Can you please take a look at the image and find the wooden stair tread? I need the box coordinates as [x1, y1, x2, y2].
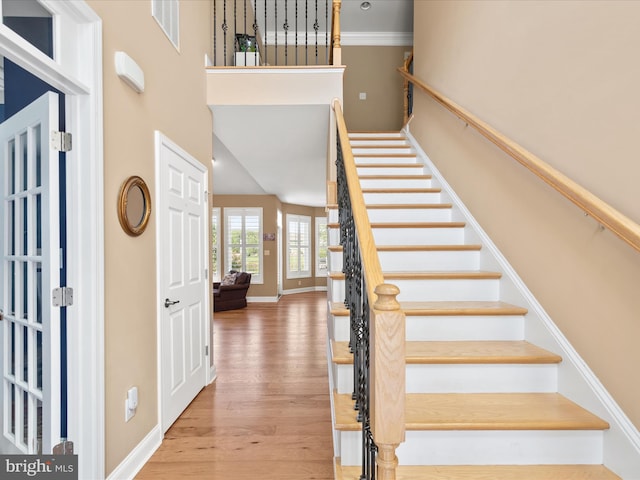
[336, 461, 621, 480]
[362, 187, 441, 193]
[330, 301, 528, 316]
[366, 203, 451, 209]
[334, 392, 610, 431]
[356, 163, 423, 168]
[371, 221, 465, 228]
[359, 174, 432, 179]
[332, 340, 561, 365]
[354, 153, 417, 158]
[349, 136, 407, 141]
[329, 244, 481, 252]
[351, 145, 412, 149]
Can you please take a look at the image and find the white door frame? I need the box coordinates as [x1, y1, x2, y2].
[0, 2, 104, 478]
[154, 131, 212, 434]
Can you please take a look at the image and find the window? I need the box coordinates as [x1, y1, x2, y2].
[224, 208, 263, 283]
[315, 217, 328, 277]
[211, 208, 220, 282]
[287, 214, 311, 278]
[152, 0, 179, 49]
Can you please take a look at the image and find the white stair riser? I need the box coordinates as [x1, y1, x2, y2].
[360, 178, 432, 189]
[350, 140, 410, 147]
[349, 133, 405, 139]
[329, 249, 479, 272]
[357, 166, 425, 175]
[373, 227, 465, 245]
[379, 250, 480, 271]
[328, 208, 338, 223]
[392, 278, 500, 302]
[339, 430, 604, 466]
[352, 147, 414, 155]
[334, 363, 558, 394]
[367, 208, 452, 223]
[331, 315, 525, 343]
[364, 192, 442, 204]
[329, 278, 499, 304]
[355, 157, 418, 165]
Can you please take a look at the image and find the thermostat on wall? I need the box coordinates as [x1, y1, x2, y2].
[115, 51, 145, 93]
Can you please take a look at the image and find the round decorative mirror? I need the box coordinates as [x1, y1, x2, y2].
[118, 176, 152, 236]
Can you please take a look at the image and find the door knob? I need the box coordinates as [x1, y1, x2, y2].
[164, 298, 180, 308]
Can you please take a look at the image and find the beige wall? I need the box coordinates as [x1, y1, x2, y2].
[342, 45, 412, 131]
[212, 196, 328, 297]
[86, 1, 213, 475]
[213, 195, 281, 298]
[412, 1, 640, 429]
[281, 204, 329, 292]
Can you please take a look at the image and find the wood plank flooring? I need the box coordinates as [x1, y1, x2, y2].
[135, 292, 334, 479]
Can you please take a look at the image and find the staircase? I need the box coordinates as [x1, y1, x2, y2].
[326, 131, 626, 479]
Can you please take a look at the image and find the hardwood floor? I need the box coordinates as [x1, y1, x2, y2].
[136, 292, 335, 479]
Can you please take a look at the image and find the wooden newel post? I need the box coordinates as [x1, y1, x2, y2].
[331, 0, 342, 65]
[371, 283, 405, 480]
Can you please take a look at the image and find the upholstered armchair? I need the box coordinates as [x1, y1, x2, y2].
[213, 271, 252, 312]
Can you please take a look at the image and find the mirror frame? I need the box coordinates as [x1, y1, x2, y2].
[117, 175, 152, 237]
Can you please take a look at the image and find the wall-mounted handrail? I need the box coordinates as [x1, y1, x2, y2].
[398, 67, 640, 254]
[402, 51, 413, 125]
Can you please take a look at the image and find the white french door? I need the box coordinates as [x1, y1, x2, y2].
[156, 132, 209, 432]
[0, 92, 60, 454]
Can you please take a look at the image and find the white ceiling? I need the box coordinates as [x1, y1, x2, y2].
[211, 0, 413, 207]
[212, 105, 330, 207]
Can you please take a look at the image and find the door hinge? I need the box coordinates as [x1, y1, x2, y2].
[53, 440, 74, 455]
[205, 345, 209, 356]
[52, 287, 74, 307]
[51, 131, 72, 152]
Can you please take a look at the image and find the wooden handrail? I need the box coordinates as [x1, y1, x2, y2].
[333, 99, 406, 479]
[402, 51, 413, 125]
[398, 67, 640, 254]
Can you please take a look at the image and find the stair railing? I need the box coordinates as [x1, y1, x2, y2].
[213, 0, 342, 66]
[334, 99, 406, 480]
[398, 66, 640, 254]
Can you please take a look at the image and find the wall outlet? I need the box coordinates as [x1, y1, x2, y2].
[125, 386, 138, 422]
[359, 92, 367, 100]
[298, 280, 302, 286]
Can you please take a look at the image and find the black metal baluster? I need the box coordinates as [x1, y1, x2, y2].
[314, 0, 319, 65]
[264, 0, 268, 65]
[213, 0, 217, 65]
[274, 0, 278, 64]
[336, 128, 378, 480]
[243, 0, 247, 65]
[253, 0, 259, 64]
[305, 0, 308, 65]
[325, 0, 328, 64]
[223, 0, 228, 65]
[234, 0, 237, 65]
[284, 0, 289, 65]
[295, 0, 298, 65]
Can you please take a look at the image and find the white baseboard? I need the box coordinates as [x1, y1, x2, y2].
[282, 286, 327, 296]
[246, 295, 279, 303]
[208, 365, 217, 385]
[107, 424, 162, 480]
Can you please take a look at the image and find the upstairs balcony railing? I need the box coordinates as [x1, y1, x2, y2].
[212, 0, 342, 67]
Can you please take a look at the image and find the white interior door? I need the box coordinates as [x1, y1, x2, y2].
[156, 132, 209, 432]
[0, 92, 60, 454]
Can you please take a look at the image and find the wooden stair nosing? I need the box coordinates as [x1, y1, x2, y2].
[371, 221, 466, 229]
[351, 145, 412, 150]
[356, 163, 423, 168]
[330, 301, 528, 317]
[348, 136, 408, 142]
[335, 460, 622, 480]
[331, 340, 562, 365]
[354, 153, 417, 158]
[328, 245, 481, 253]
[362, 187, 441, 193]
[334, 392, 610, 431]
[366, 203, 453, 209]
[358, 174, 432, 179]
